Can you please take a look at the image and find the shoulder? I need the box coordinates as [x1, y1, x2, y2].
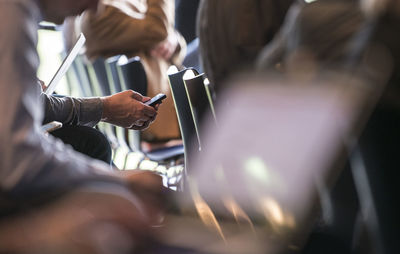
[0, 0, 40, 42]
[0, 0, 40, 75]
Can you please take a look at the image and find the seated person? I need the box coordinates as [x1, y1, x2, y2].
[197, 0, 294, 93]
[77, 0, 187, 143]
[256, 0, 400, 252]
[0, 0, 166, 251]
[38, 80, 158, 165]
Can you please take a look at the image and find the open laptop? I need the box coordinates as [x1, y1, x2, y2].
[44, 33, 86, 95]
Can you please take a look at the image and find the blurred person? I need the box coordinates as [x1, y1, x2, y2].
[77, 0, 187, 144]
[356, 1, 400, 253]
[197, 0, 295, 93]
[254, 2, 367, 253]
[257, 0, 400, 253]
[256, 0, 365, 76]
[0, 0, 166, 252]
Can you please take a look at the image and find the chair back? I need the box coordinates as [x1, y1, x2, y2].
[168, 68, 199, 173]
[105, 55, 123, 93]
[183, 71, 217, 151]
[86, 61, 105, 97]
[117, 56, 147, 96]
[116, 56, 147, 151]
[92, 58, 112, 96]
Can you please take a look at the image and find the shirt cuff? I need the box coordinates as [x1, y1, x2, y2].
[79, 97, 104, 127]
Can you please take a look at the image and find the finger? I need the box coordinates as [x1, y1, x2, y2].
[133, 120, 150, 130]
[142, 96, 152, 103]
[141, 121, 151, 130]
[141, 115, 151, 122]
[150, 49, 158, 58]
[158, 45, 169, 59]
[143, 105, 157, 117]
[154, 43, 169, 59]
[130, 125, 142, 130]
[161, 46, 173, 60]
[151, 48, 162, 58]
[130, 121, 144, 130]
[130, 121, 149, 130]
[136, 121, 145, 127]
[37, 79, 47, 90]
[136, 114, 150, 124]
[147, 112, 157, 122]
[151, 43, 164, 57]
[129, 90, 143, 101]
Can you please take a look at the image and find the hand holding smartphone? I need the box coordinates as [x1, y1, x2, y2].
[144, 93, 166, 107]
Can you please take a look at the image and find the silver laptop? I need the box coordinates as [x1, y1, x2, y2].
[44, 33, 86, 95]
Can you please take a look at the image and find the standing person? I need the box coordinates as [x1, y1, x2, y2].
[78, 0, 187, 143]
[197, 0, 294, 93]
[0, 0, 164, 251]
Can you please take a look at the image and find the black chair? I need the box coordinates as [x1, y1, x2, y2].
[117, 56, 147, 96]
[91, 57, 112, 96]
[105, 55, 123, 94]
[82, 56, 130, 168]
[97, 55, 138, 169]
[115, 56, 184, 167]
[86, 58, 106, 97]
[104, 55, 135, 166]
[168, 68, 200, 175]
[183, 71, 217, 151]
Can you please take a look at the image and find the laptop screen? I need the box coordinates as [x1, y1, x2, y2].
[44, 33, 86, 95]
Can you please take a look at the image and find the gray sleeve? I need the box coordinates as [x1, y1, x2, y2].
[42, 93, 103, 127]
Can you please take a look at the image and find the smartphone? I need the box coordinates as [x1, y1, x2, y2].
[41, 121, 63, 133]
[144, 93, 167, 107]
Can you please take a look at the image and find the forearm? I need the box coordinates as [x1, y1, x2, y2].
[42, 93, 103, 127]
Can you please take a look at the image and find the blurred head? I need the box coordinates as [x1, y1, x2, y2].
[36, 0, 99, 24]
[361, 0, 400, 17]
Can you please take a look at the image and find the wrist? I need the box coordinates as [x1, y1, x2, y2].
[100, 96, 111, 121]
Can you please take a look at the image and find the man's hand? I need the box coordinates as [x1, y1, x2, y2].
[150, 32, 179, 61]
[0, 188, 153, 253]
[119, 170, 167, 226]
[38, 79, 47, 91]
[101, 90, 158, 130]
